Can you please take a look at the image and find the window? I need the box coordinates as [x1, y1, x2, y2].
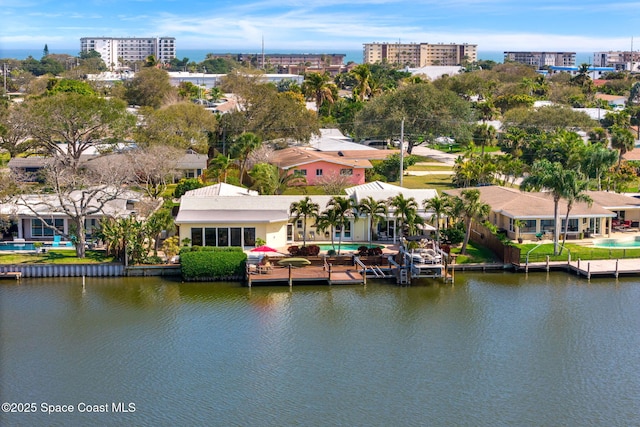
[31, 219, 63, 237]
[296, 220, 303, 229]
[294, 169, 307, 176]
[231, 228, 242, 247]
[191, 228, 203, 246]
[541, 219, 554, 232]
[217, 228, 229, 246]
[244, 228, 256, 246]
[316, 169, 323, 176]
[204, 228, 216, 246]
[340, 169, 353, 176]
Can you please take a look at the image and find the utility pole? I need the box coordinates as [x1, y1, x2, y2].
[399, 118, 405, 187]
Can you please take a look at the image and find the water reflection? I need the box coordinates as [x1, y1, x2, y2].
[1, 274, 639, 426]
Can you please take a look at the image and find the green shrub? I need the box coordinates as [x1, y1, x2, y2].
[180, 250, 247, 280]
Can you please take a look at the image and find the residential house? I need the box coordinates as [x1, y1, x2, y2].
[176, 150, 208, 180]
[271, 147, 373, 186]
[174, 181, 440, 249]
[443, 186, 640, 241]
[594, 93, 627, 109]
[0, 189, 142, 242]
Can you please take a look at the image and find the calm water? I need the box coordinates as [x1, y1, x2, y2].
[1, 273, 639, 426]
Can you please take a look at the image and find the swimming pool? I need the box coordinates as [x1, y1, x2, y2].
[593, 236, 640, 248]
[0, 242, 36, 251]
[317, 243, 383, 252]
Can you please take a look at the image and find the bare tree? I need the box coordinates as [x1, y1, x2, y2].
[316, 172, 352, 195]
[122, 145, 183, 199]
[16, 156, 137, 258]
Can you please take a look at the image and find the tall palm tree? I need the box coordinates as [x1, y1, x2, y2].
[289, 196, 319, 247]
[389, 193, 421, 240]
[326, 196, 353, 254]
[229, 132, 261, 185]
[423, 195, 448, 245]
[357, 196, 388, 244]
[457, 189, 490, 255]
[315, 207, 340, 251]
[472, 123, 497, 156]
[610, 126, 635, 169]
[521, 159, 574, 256]
[206, 153, 233, 183]
[559, 173, 592, 255]
[350, 64, 372, 101]
[302, 72, 336, 112]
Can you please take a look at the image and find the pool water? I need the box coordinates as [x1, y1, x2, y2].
[593, 236, 640, 248]
[0, 242, 36, 251]
[317, 243, 383, 252]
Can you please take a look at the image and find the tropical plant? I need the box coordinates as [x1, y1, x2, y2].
[302, 71, 336, 113]
[521, 159, 574, 255]
[289, 196, 319, 247]
[389, 194, 422, 239]
[456, 189, 491, 255]
[559, 173, 592, 254]
[325, 196, 353, 255]
[357, 196, 388, 243]
[229, 132, 261, 185]
[423, 195, 448, 245]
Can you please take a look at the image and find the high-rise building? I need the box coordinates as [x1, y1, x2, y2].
[593, 51, 640, 71]
[503, 52, 575, 68]
[363, 42, 477, 66]
[80, 37, 176, 68]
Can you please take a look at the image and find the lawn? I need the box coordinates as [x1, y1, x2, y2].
[0, 249, 116, 264]
[407, 164, 453, 172]
[391, 174, 456, 192]
[450, 242, 499, 264]
[517, 242, 640, 263]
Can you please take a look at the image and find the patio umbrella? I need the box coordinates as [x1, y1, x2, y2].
[250, 245, 279, 253]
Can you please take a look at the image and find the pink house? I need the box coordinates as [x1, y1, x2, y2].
[271, 147, 373, 186]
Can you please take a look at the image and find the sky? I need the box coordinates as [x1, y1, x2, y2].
[1, 0, 639, 54]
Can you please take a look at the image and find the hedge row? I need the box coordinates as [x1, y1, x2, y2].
[180, 250, 247, 280]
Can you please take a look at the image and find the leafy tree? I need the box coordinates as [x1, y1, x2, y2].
[373, 153, 420, 182]
[472, 123, 497, 155]
[353, 83, 474, 153]
[23, 92, 134, 170]
[45, 78, 96, 96]
[174, 178, 204, 198]
[124, 67, 175, 108]
[0, 103, 34, 158]
[135, 102, 217, 152]
[289, 196, 319, 247]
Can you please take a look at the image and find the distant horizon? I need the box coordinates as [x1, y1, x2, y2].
[0, 46, 598, 65]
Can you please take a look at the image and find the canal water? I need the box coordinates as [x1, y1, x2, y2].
[1, 273, 639, 426]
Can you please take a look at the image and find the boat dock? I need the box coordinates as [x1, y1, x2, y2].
[517, 257, 640, 279]
[0, 271, 22, 281]
[247, 251, 452, 287]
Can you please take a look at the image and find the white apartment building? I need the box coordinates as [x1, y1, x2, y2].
[80, 37, 176, 68]
[593, 51, 640, 72]
[503, 52, 576, 68]
[363, 42, 477, 66]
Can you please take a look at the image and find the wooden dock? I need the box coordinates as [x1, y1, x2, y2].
[0, 271, 22, 281]
[247, 264, 366, 287]
[517, 257, 640, 279]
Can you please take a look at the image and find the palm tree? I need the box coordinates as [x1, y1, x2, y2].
[350, 64, 372, 101]
[206, 153, 233, 183]
[229, 132, 261, 185]
[326, 196, 353, 254]
[302, 72, 336, 112]
[357, 196, 388, 243]
[423, 195, 448, 245]
[145, 208, 174, 256]
[472, 123, 497, 156]
[559, 173, 592, 255]
[315, 207, 341, 251]
[289, 196, 319, 247]
[457, 189, 491, 255]
[389, 194, 421, 240]
[521, 159, 574, 256]
[610, 126, 635, 169]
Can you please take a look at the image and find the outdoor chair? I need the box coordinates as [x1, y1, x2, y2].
[535, 232, 544, 241]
